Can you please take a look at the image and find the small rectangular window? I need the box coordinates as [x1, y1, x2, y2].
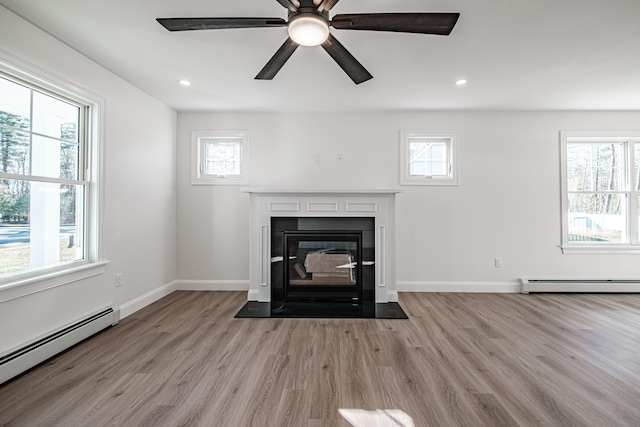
[202, 138, 242, 177]
[408, 139, 449, 177]
[401, 131, 458, 185]
[191, 130, 249, 185]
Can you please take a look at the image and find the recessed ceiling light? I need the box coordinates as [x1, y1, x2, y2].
[455, 79, 467, 86]
[179, 80, 191, 86]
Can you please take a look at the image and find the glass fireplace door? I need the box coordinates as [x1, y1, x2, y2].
[282, 231, 363, 302]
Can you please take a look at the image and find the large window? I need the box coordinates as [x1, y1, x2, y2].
[400, 131, 459, 185]
[191, 130, 249, 185]
[561, 132, 640, 253]
[0, 60, 102, 287]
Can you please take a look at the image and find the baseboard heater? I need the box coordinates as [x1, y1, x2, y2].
[0, 307, 119, 385]
[520, 278, 640, 294]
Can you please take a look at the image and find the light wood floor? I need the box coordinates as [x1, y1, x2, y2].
[1, 291, 640, 427]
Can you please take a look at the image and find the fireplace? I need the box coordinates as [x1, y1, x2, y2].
[283, 231, 362, 301]
[242, 189, 401, 303]
[272, 217, 375, 304]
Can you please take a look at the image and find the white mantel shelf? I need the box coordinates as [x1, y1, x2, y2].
[241, 188, 402, 195]
[244, 189, 399, 303]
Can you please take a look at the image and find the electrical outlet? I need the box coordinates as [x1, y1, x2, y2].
[336, 153, 344, 163]
[494, 257, 503, 268]
[313, 153, 321, 164]
[115, 273, 123, 287]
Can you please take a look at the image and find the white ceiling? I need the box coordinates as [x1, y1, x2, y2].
[2, 0, 640, 112]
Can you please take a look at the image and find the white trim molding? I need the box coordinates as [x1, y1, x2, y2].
[117, 280, 249, 320]
[397, 281, 520, 293]
[0, 261, 108, 304]
[176, 280, 250, 291]
[118, 280, 178, 319]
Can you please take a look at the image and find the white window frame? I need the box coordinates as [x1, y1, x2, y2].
[560, 131, 640, 254]
[400, 131, 459, 186]
[191, 130, 249, 186]
[0, 52, 107, 302]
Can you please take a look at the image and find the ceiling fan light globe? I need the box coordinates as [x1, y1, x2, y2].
[288, 15, 330, 46]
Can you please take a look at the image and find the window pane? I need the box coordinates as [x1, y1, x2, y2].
[636, 143, 640, 241]
[0, 76, 30, 130]
[0, 179, 84, 278]
[60, 184, 84, 263]
[567, 142, 625, 191]
[635, 142, 640, 191]
[0, 127, 30, 176]
[31, 135, 78, 180]
[204, 140, 241, 176]
[568, 193, 626, 242]
[61, 142, 79, 180]
[32, 91, 79, 142]
[409, 141, 448, 177]
[0, 179, 31, 275]
[0, 178, 30, 223]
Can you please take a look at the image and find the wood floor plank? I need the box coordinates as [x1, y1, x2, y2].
[2, 291, 640, 426]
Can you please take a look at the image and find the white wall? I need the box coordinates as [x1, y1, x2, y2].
[177, 111, 640, 289]
[0, 7, 177, 354]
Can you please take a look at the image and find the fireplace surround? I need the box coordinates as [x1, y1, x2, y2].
[242, 189, 401, 304]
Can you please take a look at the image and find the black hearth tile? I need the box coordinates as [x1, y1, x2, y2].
[234, 301, 272, 318]
[234, 301, 408, 319]
[271, 301, 375, 318]
[375, 302, 409, 319]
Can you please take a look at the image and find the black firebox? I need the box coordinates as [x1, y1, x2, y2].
[282, 231, 363, 302]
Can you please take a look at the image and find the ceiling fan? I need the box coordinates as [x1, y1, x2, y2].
[157, 0, 460, 85]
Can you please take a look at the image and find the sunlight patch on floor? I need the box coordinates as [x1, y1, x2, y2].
[339, 408, 415, 427]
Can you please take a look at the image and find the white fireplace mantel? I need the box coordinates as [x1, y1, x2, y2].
[242, 188, 401, 303]
[241, 188, 402, 195]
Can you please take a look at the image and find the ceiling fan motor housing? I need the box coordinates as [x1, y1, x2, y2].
[287, 10, 330, 46]
[288, 8, 330, 24]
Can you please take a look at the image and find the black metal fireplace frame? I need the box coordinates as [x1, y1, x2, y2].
[282, 230, 363, 302]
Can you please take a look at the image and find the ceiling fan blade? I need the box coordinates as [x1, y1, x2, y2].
[330, 13, 460, 35]
[276, 0, 299, 13]
[255, 38, 300, 80]
[321, 33, 372, 85]
[317, 0, 340, 13]
[157, 17, 286, 31]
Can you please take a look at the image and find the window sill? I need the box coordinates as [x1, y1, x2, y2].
[561, 245, 640, 255]
[0, 261, 109, 303]
[191, 177, 249, 186]
[400, 178, 459, 186]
